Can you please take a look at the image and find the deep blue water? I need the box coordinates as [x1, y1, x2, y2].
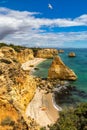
[34, 48, 87, 106]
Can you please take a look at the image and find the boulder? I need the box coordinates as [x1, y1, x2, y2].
[48, 56, 77, 80]
[68, 52, 76, 57]
[36, 48, 58, 58]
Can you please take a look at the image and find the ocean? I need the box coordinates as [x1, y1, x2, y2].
[34, 48, 87, 108]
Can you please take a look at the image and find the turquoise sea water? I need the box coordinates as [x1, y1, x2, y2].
[34, 48, 87, 106]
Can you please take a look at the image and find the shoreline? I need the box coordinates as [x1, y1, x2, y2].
[21, 58, 46, 72]
[52, 94, 62, 111]
[22, 58, 59, 127]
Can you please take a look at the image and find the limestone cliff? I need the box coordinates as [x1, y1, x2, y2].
[36, 48, 58, 58]
[0, 46, 34, 63]
[0, 99, 29, 130]
[17, 48, 34, 63]
[0, 57, 39, 129]
[48, 56, 77, 80]
[0, 46, 17, 59]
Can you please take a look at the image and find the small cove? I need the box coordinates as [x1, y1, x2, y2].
[33, 48, 87, 108]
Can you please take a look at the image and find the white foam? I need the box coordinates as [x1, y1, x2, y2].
[52, 94, 62, 111]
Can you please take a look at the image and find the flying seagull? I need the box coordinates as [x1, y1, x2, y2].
[48, 3, 53, 9]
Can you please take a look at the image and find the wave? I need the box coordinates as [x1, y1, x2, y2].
[52, 94, 62, 111]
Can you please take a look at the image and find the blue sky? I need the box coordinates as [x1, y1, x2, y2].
[0, 0, 87, 48]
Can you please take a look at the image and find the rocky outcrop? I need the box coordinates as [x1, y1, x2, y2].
[68, 52, 76, 57]
[36, 49, 58, 58]
[0, 46, 17, 59]
[0, 57, 39, 129]
[58, 49, 64, 53]
[0, 46, 34, 63]
[48, 56, 77, 80]
[0, 99, 29, 130]
[17, 49, 34, 63]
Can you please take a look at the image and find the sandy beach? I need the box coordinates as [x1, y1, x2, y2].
[22, 58, 59, 127]
[21, 58, 46, 72]
[25, 89, 59, 127]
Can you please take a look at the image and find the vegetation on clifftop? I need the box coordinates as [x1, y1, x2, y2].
[0, 43, 26, 52]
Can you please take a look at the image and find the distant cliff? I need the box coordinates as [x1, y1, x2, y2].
[35, 48, 58, 58]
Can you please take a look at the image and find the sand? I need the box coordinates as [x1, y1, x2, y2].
[25, 89, 59, 127]
[22, 58, 59, 127]
[21, 58, 46, 72]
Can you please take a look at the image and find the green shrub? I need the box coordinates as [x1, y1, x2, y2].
[49, 103, 87, 130]
[1, 116, 15, 126]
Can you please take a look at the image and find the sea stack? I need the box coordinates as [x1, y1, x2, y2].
[48, 56, 77, 80]
[58, 49, 64, 53]
[68, 52, 76, 57]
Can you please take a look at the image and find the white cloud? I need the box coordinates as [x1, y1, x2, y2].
[0, 7, 87, 47]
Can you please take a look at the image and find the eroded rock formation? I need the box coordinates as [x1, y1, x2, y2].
[48, 56, 77, 80]
[68, 52, 76, 57]
[0, 46, 17, 59]
[36, 48, 58, 58]
[0, 99, 29, 130]
[0, 46, 34, 63]
[17, 49, 34, 63]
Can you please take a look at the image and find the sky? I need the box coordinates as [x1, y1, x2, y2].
[0, 0, 87, 48]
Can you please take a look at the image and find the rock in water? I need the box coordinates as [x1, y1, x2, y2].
[68, 52, 76, 57]
[58, 49, 64, 53]
[48, 56, 77, 80]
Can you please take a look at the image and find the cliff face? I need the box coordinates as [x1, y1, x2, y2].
[17, 49, 34, 63]
[0, 46, 17, 59]
[36, 48, 58, 58]
[0, 99, 29, 130]
[0, 57, 36, 111]
[48, 56, 77, 80]
[0, 46, 34, 63]
[0, 51, 39, 129]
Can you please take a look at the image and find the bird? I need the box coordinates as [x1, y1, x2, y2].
[48, 3, 53, 9]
